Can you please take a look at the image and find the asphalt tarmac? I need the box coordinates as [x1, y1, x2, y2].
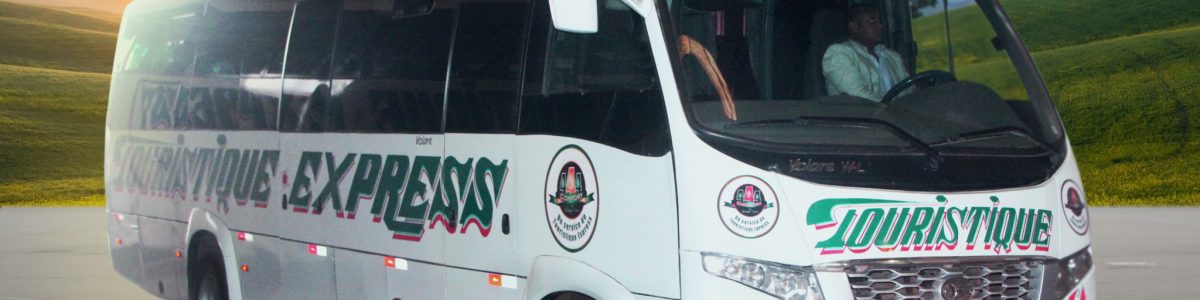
[0, 207, 155, 300]
[0, 207, 1196, 299]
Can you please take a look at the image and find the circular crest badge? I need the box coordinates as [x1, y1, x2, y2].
[717, 176, 780, 238]
[544, 145, 599, 252]
[1061, 180, 1090, 235]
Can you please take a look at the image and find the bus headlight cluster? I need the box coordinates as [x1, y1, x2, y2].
[701, 252, 823, 300]
[1042, 246, 1093, 299]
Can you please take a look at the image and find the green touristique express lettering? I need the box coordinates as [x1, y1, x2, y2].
[111, 136, 277, 211]
[807, 196, 1052, 255]
[286, 151, 508, 241]
[110, 135, 509, 242]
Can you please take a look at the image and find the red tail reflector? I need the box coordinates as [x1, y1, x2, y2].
[308, 244, 327, 256]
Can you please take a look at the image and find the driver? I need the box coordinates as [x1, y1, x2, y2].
[822, 0, 909, 102]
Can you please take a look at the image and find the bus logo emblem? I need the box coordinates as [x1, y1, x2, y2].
[727, 184, 773, 217]
[1061, 180, 1089, 235]
[544, 145, 599, 252]
[717, 176, 780, 238]
[551, 163, 594, 219]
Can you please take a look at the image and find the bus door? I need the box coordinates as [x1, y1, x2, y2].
[321, 0, 457, 298]
[513, 1, 680, 298]
[439, 0, 529, 297]
[275, 0, 364, 299]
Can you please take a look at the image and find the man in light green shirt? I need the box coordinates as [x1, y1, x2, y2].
[822, 2, 909, 102]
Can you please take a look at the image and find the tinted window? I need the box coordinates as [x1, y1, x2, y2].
[169, 1, 292, 131]
[279, 0, 340, 132]
[285, 0, 340, 77]
[194, 1, 293, 76]
[329, 0, 454, 133]
[120, 5, 203, 76]
[114, 1, 288, 131]
[519, 0, 669, 156]
[671, 1, 1066, 191]
[444, 1, 531, 133]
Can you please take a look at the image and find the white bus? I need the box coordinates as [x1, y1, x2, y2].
[106, 0, 1095, 299]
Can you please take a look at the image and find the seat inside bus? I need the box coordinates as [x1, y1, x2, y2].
[803, 9, 848, 99]
[678, 0, 852, 102]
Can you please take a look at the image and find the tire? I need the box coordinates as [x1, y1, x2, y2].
[189, 235, 228, 300]
[547, 291, 595, 300]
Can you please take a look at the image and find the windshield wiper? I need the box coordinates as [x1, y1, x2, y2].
[727, 116, 944, 170]
[930, 127, 1055, 154]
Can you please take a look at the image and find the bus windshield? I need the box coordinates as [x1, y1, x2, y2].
[670, 0, 1066, 191]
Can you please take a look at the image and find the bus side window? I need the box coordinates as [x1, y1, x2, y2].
[444, 1, 532, 133]
[332, 0, 454, 133]
[284, 1, 338, 78]
[121, 14, 199, 77]
[518, 0, 669, 156]
[194, 4, 290, 77]
[279, 0, 340, 132]
[114, 4, 203, 130]
[189, 1, 292, 131]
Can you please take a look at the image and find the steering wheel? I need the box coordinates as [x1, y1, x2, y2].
[881, 70, 957, 104]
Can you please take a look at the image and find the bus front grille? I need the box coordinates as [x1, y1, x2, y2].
[845, 260, 1044, 300]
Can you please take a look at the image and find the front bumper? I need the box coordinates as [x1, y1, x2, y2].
[681, 250, 1098, 300]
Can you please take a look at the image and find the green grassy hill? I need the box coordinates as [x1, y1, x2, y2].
[53, 7, 123, 24]
[0, 1, 118, 73]
[914, 1, 1200, 205]
[0, 1, 119, 32]
[0, 64, 107, 206]
[914, 0, 1200, 73]
[1001, 0, 1200, 52]
[1039, 27, 1200, 205]
[0, 1, 113, 206]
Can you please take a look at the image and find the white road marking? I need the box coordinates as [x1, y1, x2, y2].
[1106, 261, 1156, 268]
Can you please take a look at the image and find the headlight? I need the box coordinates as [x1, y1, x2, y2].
[701, 252, 823, 300]
[1042, 246, 1093, 299]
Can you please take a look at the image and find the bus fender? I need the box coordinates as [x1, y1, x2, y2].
[184, 208, 244, 300]
[523, 255, 636, 300]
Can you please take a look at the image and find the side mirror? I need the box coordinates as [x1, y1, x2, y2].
[548, 0, 598, 33]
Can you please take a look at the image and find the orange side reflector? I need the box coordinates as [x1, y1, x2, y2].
[241, 265, 249, 272]
[384, 256, 408, 270]
[175, 250, 183, 258]
[115, 238, 122, 246]
[488, 274, 502, 286]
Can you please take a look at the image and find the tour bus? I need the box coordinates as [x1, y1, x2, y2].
[105, 0, 1096, 298]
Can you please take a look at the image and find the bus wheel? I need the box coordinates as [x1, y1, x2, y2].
[545, 291, 595, 300]
[188, 234, 228, 300]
